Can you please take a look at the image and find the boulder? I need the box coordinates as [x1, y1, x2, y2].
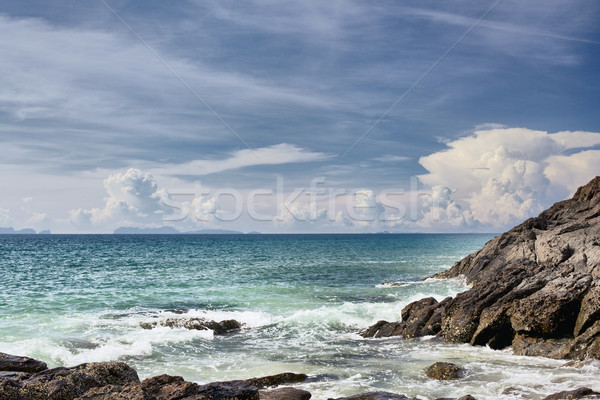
[424, 362, 464, 381]
[0, 352, 48, 373]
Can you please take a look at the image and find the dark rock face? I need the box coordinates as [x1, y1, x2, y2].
[140, 318, 242, 334]
[364, 177, 600, 360]
[0, 352, 48, 373]
[424, 362, 464, 381]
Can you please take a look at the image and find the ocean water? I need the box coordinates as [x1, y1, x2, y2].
[1, 234, 598, 399]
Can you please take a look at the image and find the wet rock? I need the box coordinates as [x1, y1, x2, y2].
[75, 384, 149, 399]
[141, 374, 200, 399]
[329, 391, 414, 400]
[435, 397, 476, 400]
[0, 352, 48, 373]
[241, 372, 308, 389]
[541, 387, 600, 400]
[196, 381, 259, 400]
[260, 387, 311, 400]
[425, 362, 464, 381]
[372, 177, 600, 360]
[0, 361, 140, 400]
[140, 318, 242, 334]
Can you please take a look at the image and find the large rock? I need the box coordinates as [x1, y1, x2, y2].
[366, 177, 600, 360]
[0, 353, 48, 373]
[260, 387, 311, 400]
[0, 361, 140, 400]
[541, 387, 600, 400]
[424, 362, 464, 381]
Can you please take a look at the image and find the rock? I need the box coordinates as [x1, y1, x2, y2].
[196, 381, 259, 400]
[370, 177, 600, 360]
[140, 318, 242, 334]
[241, 373, 308, 389]
[360, 297, 450, 339]
[0, 352, 48, 373]
[541, 387, 600, 400]
[329, 392, 414, 400]
[141, 374, 200, 399]
[434, 397, 476, 400]
[260, 387, 312, 400]
[0, 361, 140, 400]
[424, 362, 464, 380]
[75, 384, 149, 399]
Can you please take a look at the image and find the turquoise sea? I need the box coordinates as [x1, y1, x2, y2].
[1, 234, 598, 399]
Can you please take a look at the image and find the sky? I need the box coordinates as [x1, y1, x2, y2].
[0, 0, 599, 233]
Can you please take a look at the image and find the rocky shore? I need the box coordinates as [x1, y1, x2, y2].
[361, 176, 600, 361]
[2, 352, 598, 400]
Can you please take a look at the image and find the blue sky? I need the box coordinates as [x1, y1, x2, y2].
[0, 0, 599, 233]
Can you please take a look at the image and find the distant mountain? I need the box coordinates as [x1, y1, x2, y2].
[114, 226, 181, 234]
[0, 227, 38, 234]
[113, 227, 244, 234]
[39, 230, 51, 235]
[246, 231, 262, 235]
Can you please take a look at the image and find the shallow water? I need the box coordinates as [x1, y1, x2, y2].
[1, 234, 598, 399]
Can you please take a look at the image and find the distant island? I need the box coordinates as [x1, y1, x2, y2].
[0, 227, 49, 234]
[113, 226, 245, 234]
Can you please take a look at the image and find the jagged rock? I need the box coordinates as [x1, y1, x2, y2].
[141, 374, 200, 399]
[240, 372, 308, 389]
[196, 381, 259, 399]
[328, 392, 414, 400]
[541, 387, 600, 400]
[360, 297, 449, 339]
[75, 384, 149, 399]
[424, 362, 464, 380]
[260, 387, 311, 400]
[367, 177, 600, 360]
[140, 318, 242, 334]
[0, 361, 140, 400]
[0, 352, 48, 373]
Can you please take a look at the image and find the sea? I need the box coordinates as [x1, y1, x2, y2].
[1, 234, 598, 399]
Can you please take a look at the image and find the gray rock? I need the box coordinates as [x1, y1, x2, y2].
[424, 362, 464, 381]
[0, 352, 48, 373]
[260, 387, 311, 400]
[328, 392, 414, 400]
[541, 387, 600, 400]
[367, 177, 600, 360]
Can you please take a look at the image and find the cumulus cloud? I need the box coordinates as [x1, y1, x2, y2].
[69, 169, 169, 229]
[418, 127, 600, 228]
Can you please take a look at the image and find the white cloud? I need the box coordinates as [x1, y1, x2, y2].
[418, 127, 600, 228]
[0, 206, 10, 226]
[154, 143, 332, 177]
[372, 155, 410, 162]
[69, 169, 168, 230]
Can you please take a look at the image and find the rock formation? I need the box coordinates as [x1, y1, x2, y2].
[363, 176, 600, 360]
[139, 318, 242, 334]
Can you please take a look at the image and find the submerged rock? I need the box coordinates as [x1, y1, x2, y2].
[424, 362, 464, 381]
[140, 317, 242, 334]
[363, 177, 600, 360]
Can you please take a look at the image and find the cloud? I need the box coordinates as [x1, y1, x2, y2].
[418, 127, 600, 228]
[69, 169, 168, 229]
[155, 143, 332, 177]
[372, 155, 410, 162]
